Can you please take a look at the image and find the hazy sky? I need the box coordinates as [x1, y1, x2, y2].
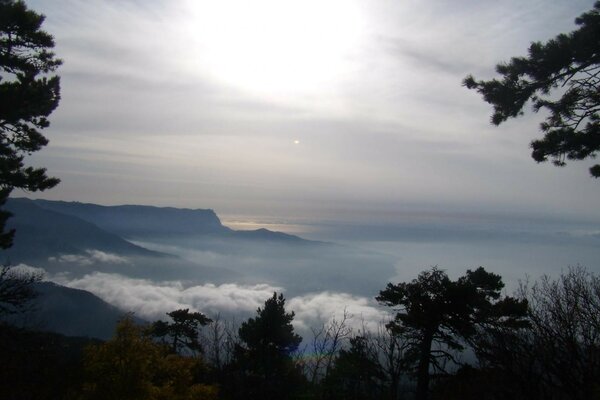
[24, 0, 600, 225]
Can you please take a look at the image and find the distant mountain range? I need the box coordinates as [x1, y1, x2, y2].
[0, 198, 396, 341]
[1, 198, 315, 276]
[29, 199, 312, 243]
[31, 199, 228, 238]
[2, 198, 164, 264]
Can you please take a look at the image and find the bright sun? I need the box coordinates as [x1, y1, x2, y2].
[179, 0, 365, 98]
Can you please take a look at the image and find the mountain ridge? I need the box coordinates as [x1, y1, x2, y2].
[31, 199, 229, 238]
[3, 198, 168, 265]
[3, 281, 145, 340]
[27, 198, 318, 244]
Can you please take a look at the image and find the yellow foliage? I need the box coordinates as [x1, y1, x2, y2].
[81, 316, 218, 400]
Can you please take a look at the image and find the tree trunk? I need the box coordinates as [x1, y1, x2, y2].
[389, 374, 399, 400]
[415, 330, 434, 400]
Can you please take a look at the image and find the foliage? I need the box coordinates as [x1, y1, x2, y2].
[81, 316, 218, 400]
[323, 335, 385, 400]
[464, 2, 600, 178]
[3, 267, 600, 399]
[377, 267, 528, 400]
[226, 292, 305, 400]
[0, 0, 61, 247]
[151, 308, 212, 355]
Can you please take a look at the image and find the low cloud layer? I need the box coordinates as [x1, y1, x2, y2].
[51, 272, 390, 332]
[49, 249, 130, 266]
[53, 272, 283, 320]
[289, 291, 389, 332]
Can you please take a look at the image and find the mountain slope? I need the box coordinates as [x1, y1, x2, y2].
[31, 198, 319, 244]
[32, 199, 229, 238]
[3, 198, 166, 264]
[5, 281, 144, 340]
[3, 198, 242, 282]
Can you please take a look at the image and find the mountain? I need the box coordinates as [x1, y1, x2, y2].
[32, 199, 230, 238]
[3, 198, 166, 264]
[2, 198, 241, 282]
[30, 198, 318, 244]
[4, 281, 143, 340]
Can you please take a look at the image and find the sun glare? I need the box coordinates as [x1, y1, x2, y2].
[179, 0, 365, 98]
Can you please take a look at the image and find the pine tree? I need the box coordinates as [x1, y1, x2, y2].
[377, 267, 528, 400]
[229, 292, 304, 400]
[464, 2, 600, 178]
[0, 0, 61, 248]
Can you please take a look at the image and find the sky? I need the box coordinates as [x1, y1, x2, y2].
[24, 0, 600, 229]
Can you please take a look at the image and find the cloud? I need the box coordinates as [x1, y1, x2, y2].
[51, 272, 392, 332]
[26, 0, 600, 229]
[48, 250, 130, 266]
[53, 272, 282, 320]
[288, 292, 389, 332]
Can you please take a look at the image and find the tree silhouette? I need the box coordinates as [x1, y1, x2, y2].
[323, 335, 385, 400]
[474, 267, 600, 399]
[0, 0, 61, 248]
[377, 267, 528, 400]
[464, 2, 600, 178]
[151, 308, 212, 355]
[229, 292, 304, 400]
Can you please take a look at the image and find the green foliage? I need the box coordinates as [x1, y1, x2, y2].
[0, 0, 61, 248]
[377, 267, 528, 400]
[227, 292, 305, 400]
[464, 2, 600, 178]
[151, 308, 212, 355]
[238, 292, 302, 356]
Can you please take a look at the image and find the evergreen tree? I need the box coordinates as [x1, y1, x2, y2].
[323, 336, 385, 400]
[377, 267, 528, 400]
[464, 2, 600, 178]
[228, 292, 304, 400]
[0, 0, 61, 248]
[151, 308, 212, 355]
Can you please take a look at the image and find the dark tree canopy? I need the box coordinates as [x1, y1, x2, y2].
[229, 292, 304, 400]
[377, 267, 528, 400]
[151, 308, 212, 355]
[464, 2, 600, 178]
[0, 0, 61, 248]
[238, 292, 302, 356]
[324, 335, 385, 400]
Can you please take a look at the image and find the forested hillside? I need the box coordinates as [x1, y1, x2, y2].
[1, 266, 599, 400]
